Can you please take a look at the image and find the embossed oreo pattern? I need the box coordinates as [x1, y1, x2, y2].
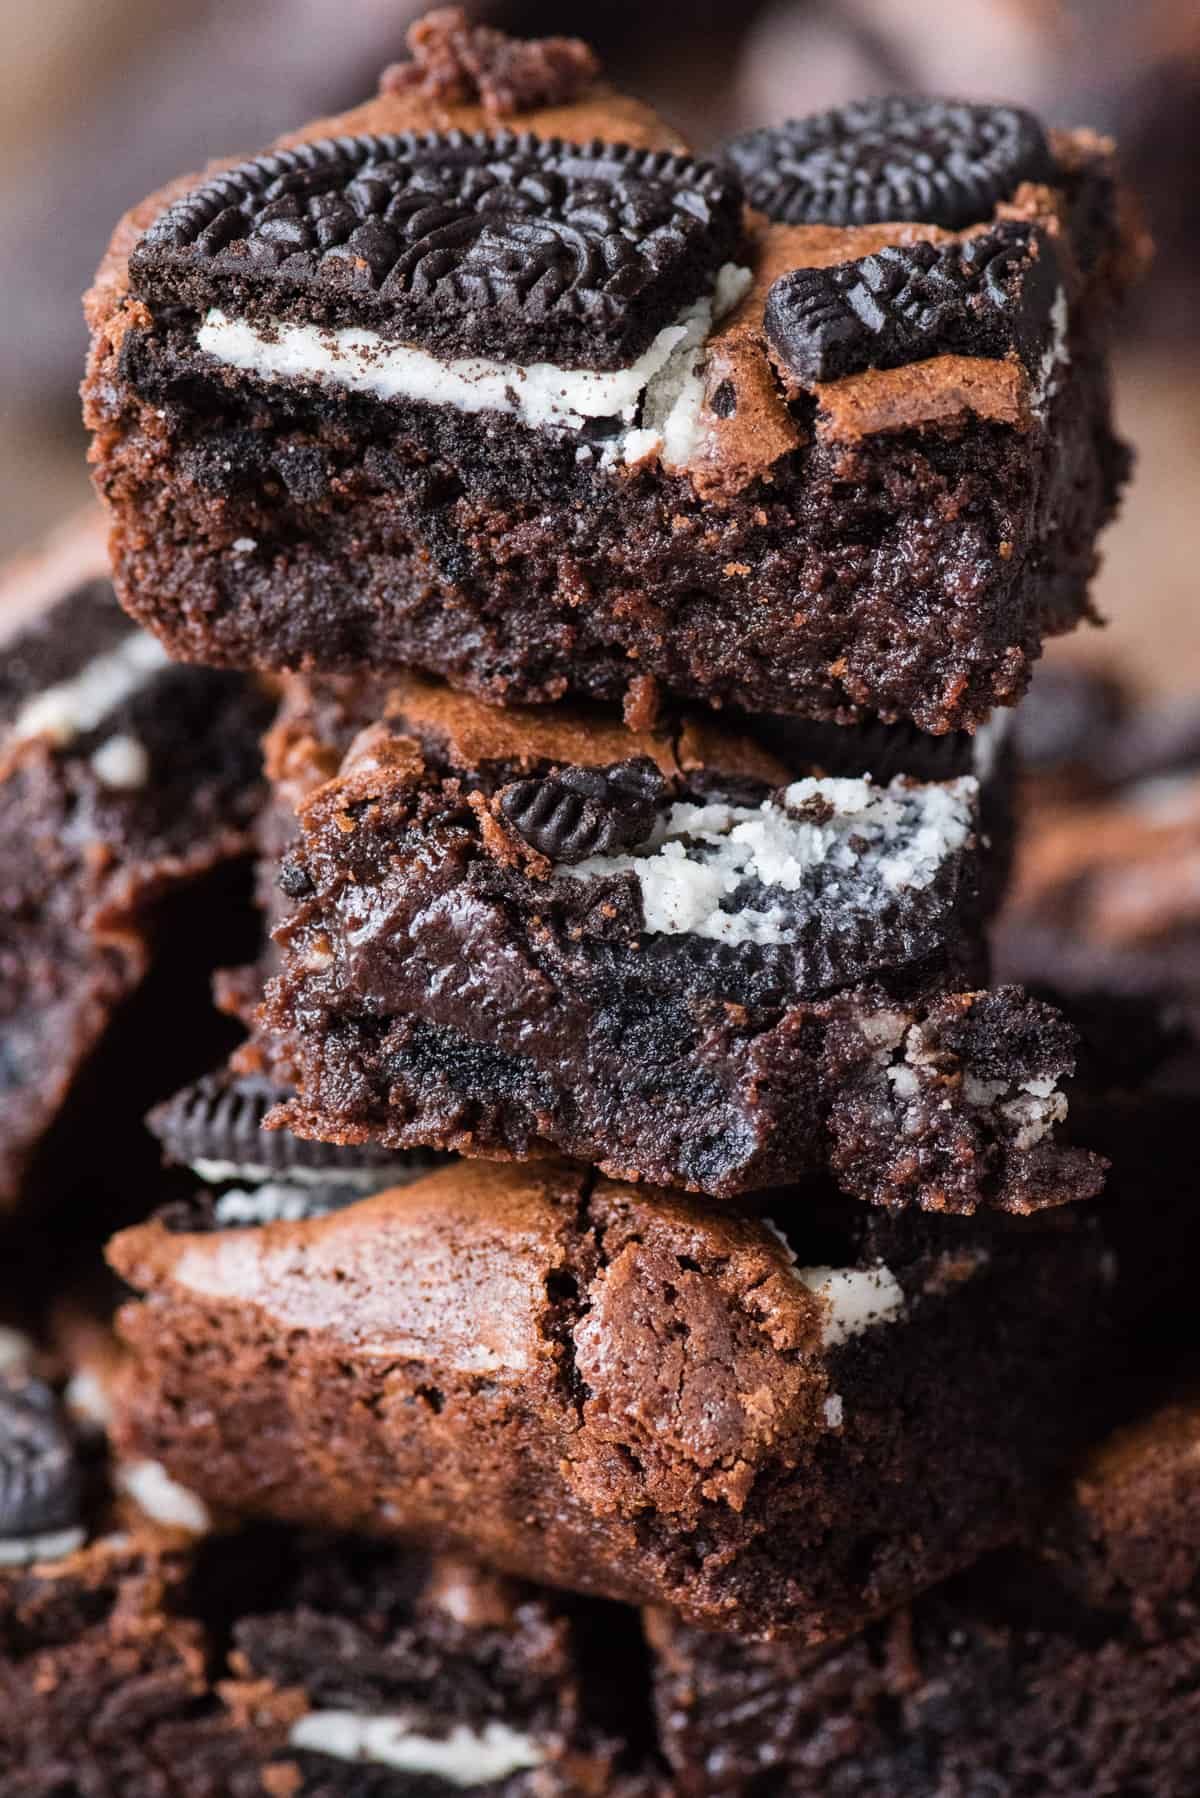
[131, 132, 744, 368]
[725, 97, 1053, 229]
[0, 1374, 81, 1539]
[500, 758, 666, 862]
[764, 223, 1059, 385]
[149, 1074, 407, 1176]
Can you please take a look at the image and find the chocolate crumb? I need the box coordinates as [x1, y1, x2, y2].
[380, 6, 600, 119]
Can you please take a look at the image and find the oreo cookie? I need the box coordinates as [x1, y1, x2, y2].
[763, 223, 1059, 385]
[131, 132, 744, 369]
[0, 1373, 82, 1548]
[149, 1073, 415, 1183]
[499, 758, 665, 863]
[724, 98, 1053, 230]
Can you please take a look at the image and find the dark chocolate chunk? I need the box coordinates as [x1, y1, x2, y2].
[499, 757, 665, 862]
[0, 1373, 81, 1540]
[148, 1073, 408, 1178]
[764, 223, 1059, 383]
[724, 97, 1053, 230]
[131, 132, 744, 370]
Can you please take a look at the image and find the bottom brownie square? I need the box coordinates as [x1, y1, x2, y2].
[109, 1148, 1118, 1644]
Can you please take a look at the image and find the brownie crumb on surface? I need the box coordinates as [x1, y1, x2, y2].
[380, 6, 601, 119]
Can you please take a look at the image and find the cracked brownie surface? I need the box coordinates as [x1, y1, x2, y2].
[109, 1153, 1116, 1642]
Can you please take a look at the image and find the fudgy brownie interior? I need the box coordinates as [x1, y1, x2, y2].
[252, 675, 1100, 1209]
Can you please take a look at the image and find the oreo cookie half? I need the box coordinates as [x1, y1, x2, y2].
[131, 132, 744, 370]
[0, 1373, 83, 1560]
[764, 223, 1059, 385]
[149, 1073, 446, 1229]
[724, 97, 1053, 230]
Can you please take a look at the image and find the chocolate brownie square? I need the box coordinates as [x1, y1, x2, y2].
[997, 682, 1200, 1033]
[1, 1320, 657, 1798]
[647, 1383, 1200, 1796]
[84, 14, 1140, 732]
[0, 513, 271, 1209]
[224, 1543, 656, 1798]
[251, 673, 1099, 1211]
[107, 1152, 1118, 1644]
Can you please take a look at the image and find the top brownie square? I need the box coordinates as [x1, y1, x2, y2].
[85, 12, 1142, 731]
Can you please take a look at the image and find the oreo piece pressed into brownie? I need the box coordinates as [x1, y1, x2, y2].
[225, 1543, 657, 1798]
[107, 1151, 1118, 1644]
[250, 673, 1099, 1211]
[646, 1382, 1200, 1797]
[0, 512, 272, 1212]
[84, 15, 1139, 733]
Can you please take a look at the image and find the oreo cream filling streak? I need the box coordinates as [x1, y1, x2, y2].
[289, 1713, 548, 1785]
[197, 261, 753, 468]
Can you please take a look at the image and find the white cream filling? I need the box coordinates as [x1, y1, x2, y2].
[289, 1713, 547, 1785]
[795, 1264, 906, 1347]
[194, 1158, 420, 1192]
[64, 1367, 113, 1429]
[8, 633, 169, 749]
[557, 774, 976, 946]
[116, 1459, 211, 1534]
[0, 1526, 86, 1567]
[0, 1326, 34, 1374]
[90, 732, 151, 790]
[760, 1223, 906, 1350]
[1033, 286, 1070, 416]
[823, 1394, 845, 1428]
[197, 263, 752, 469]
[886, 1025, 1067, 1149]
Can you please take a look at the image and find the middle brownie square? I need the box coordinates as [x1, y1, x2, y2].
[253, 674, 1100, 1211]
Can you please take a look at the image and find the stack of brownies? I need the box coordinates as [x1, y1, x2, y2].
[5, 9, 1199, 1794]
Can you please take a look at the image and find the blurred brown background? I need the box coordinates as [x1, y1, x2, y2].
[3, 0, 1197, 689]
